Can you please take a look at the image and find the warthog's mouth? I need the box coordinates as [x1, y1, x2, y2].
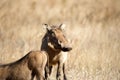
[61, 47, 72, 52]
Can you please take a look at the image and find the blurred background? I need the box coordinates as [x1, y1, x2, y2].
[0, 0, 120, 80]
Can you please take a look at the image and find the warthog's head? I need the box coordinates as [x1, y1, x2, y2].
[44, 24, 72, 52]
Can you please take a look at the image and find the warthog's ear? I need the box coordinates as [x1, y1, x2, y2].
[43, 24, 51, 31]
[59, 24, 66, 30]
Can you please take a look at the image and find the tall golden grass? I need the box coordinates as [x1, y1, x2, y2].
[0, 0, 120, 80]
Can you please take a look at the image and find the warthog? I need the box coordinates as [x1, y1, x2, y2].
[0, 51, 47, 80]
[41, 24, 72, 80]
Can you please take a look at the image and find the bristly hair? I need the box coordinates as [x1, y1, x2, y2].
[51, 25, 59, 29]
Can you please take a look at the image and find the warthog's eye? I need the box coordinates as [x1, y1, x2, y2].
[58, 40, 62, 44]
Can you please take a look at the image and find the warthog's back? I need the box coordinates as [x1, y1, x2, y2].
[0, 51, 47, 80]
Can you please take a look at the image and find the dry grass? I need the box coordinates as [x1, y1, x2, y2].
[0, 0, 120, 80]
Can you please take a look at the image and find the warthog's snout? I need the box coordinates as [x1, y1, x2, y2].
[62, 47, 72, 52]
[61, 43, 72, 52]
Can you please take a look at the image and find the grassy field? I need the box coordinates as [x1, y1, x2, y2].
[0, 0, 120, 80]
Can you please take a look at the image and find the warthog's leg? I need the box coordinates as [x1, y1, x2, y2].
[49, 66, 53, 75]
[63, 63, 67, 80]
[45, 65, 53, 80]
[31, 71, 36, 80]
[45, 65, 50, 80]
[56, 62, 64, 80]
[35, 68, 45, 80]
